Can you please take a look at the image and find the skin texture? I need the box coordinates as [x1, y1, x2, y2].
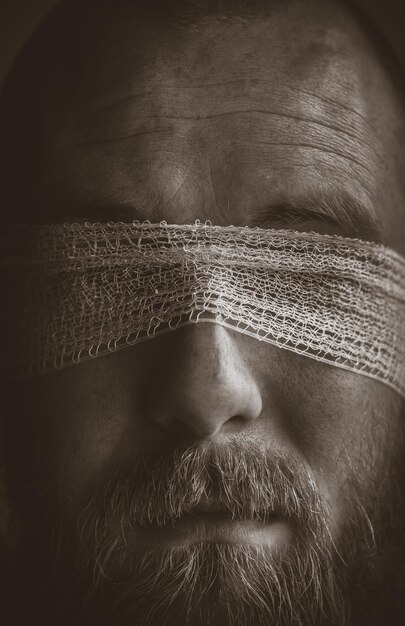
[18, 0, 404, 503]
[2, 1, 405, 624]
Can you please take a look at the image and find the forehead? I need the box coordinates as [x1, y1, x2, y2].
[30, 7, 405, 251]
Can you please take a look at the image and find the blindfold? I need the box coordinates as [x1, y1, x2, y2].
[3, 221, 405, 397]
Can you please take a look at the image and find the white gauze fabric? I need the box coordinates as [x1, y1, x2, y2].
[3, 221, 405, 397]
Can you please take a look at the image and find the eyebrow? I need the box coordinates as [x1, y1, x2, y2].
[250, 191, 384, 242]
[56, 191, 384, 243]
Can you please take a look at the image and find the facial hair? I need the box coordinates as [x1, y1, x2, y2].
[5, 432, 405, 626]
[50, 441, 350, 626]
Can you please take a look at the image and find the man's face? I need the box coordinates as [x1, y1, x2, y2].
[6, 4, 405, 625]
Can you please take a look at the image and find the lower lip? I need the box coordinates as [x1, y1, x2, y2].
[141, 513, 292, 548]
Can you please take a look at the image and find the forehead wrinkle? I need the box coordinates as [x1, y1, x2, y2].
[42, 67, 381, 178]
[45, 102, 379, 185]
[46, 78, 286, 135]
[47, 108, 371, 151]
[288, 86, 378, 136]
[46, 79, 378, 134]
[38, 103, 381, 223]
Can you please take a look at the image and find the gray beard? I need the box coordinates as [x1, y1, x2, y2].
[76, 541, 343, 626]
[3, 432, 405, 626]
[38, 439, 404, 626]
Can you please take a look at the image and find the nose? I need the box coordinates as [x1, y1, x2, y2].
[146, 323, 263, 438]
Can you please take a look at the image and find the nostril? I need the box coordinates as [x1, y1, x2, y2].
[225, 414, 252, 432]
[228, 414, 244, 424]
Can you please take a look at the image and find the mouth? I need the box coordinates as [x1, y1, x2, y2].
[138, 498, 292, 548]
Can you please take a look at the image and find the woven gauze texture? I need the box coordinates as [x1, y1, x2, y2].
[3, 221, 405, 396]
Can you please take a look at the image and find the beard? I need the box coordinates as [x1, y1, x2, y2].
[60, 443, 344, 626]
[4, 430, 405, 626]
[13, 436, 398, 626]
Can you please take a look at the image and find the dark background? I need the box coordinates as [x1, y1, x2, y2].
[0, 0, 404, 86]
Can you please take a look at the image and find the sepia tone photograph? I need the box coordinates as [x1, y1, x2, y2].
[0, 0, 404, 624]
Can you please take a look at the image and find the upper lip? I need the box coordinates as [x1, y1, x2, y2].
[187, 497, 229, 515]
[185, 498, 282, 522]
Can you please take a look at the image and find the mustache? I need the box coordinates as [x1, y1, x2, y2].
[62, 439, 341, 625]
[77, 440, 328, 534]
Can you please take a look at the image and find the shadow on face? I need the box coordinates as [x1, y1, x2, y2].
[1, 1, 405, 625]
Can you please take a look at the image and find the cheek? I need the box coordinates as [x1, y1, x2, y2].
[273, 351, 403, 523]
[24, 353, 150, 513]
[59, 403, 127, 509]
